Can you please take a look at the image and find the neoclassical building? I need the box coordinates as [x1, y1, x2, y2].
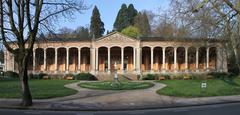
[4, 32, 228, 75]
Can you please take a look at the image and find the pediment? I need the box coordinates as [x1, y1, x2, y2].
[96, 32, 138, 43]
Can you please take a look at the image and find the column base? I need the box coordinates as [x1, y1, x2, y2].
[196, 69, 199, 72]
[65, 71, 69, 74]
[108, 70, 111, 74]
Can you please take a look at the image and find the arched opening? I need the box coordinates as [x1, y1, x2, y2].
[165, 47, 174, 72]
[188, 47, 196, 71]
[110, 46, 121, 72]
[81, 47, 90, 72]
[177, 47, 185, 71]
[57, 48, 66, 72]
[98, 47, 108, 72]
[124, 46, 134, 71]
[209, 47, 217, 71]
[141, 47, 151, 71]
[46, 48, 55, 72]
[35, 48, 44, 71]
[153, 47, 162, 71]
[199, 47, 207, 71]
[69, 47, 78, 72]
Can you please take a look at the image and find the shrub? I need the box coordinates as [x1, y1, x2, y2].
[189, 74, 204, 80]
[142, 74, 156, 80]
[37, 73, 48, 79]
[208, 72, 228, 79]
[28, 73, 34, 79]
[74, 73, 97, 80]
[162, 74, 170, 80]
[5, 71, 19, 78]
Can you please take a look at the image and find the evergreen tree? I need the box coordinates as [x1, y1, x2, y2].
[134, 11, 151, 36]
[113, 4, 129, 31]
[90, 6, 105, 38]
[127, 4, 138, 25]
[114, 4, 138, 31]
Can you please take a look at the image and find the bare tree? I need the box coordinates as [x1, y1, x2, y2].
[171, 0, 240, 74]
[0, 0, 88, 106]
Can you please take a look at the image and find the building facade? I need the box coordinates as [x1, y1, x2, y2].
[4, 32, 228, 75]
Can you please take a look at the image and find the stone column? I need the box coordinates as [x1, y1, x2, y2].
[136, 48, 141, 74]
[90, 48, 96, 73]
[133, 48, 136, 70]
[216, 47, 222, 72]
[162, 47, 166, 72]
[78, 48, 81, 72]
[121, 47, 124, 71]
[206, 47, 209, 71]
[151, 47, 154, 72]
[55, 48, 58, 72]
[196, 47, 199, 72]
[33, 49, 36, 72]
[43, 48, 46, 71]
[96, 48, 99, 71]
[66, 48, 69, 72]
[174, 47, 177, 72]
[185, 47, 188, 72]
[108, 47, 111, 73]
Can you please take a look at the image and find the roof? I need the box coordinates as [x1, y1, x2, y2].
[35, 36, 91, 43]
[140, 36, 223, 42]
[24, 32, 224, 43]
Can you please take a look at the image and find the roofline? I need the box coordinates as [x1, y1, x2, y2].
[95, 31, 140, 41]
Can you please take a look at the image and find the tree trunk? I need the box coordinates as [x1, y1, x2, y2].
[18, 55, 32, 106]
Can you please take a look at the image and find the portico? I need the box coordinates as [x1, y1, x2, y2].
[4, 32, 228, 74]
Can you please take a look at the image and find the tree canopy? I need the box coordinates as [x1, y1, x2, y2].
[121, 26, 141, 38]
[90, 6, 105, 38]
[134, 11, 151, 36]
[114, 4, 138, 31]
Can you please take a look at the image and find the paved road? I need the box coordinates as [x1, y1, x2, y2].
[1, 102, 240, 115]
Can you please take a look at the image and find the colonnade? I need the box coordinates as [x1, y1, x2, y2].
[25, 46, 218, 74]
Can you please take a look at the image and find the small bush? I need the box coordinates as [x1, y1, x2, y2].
[208, 72, 228, 79]
[28, 73, 34, 79]
[189, 74, 204, 80]
[37, 73, 48, 79]
[142, 74, 157, 80]
[5, 71, 19, 78]
[162, 74, 170, 80]
[74, 73, 97, 80]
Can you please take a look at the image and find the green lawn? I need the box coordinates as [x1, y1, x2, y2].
[79, 81, 154, 90]
[156, 79, 240, 97]
[0, 79, 78, 99]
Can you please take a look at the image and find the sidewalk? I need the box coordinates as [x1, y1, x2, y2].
[1, 81, 240, 111]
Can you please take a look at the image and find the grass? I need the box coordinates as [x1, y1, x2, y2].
[156, 79, 240, 97]
[79, 81, 154, 90]
[0, 79, 78, 99]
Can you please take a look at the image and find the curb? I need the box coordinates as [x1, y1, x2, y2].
[1, 100, 240, 111]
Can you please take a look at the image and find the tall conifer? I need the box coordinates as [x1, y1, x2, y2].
[90, 6, 105, 38]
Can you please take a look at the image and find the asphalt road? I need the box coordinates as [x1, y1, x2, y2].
[1, 102, 240, 115]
